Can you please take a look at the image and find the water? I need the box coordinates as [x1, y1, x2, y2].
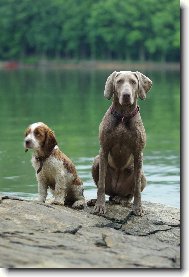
[0, 67, 180, 208]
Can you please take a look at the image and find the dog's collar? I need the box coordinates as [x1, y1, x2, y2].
[110, 105, 140, 126]
[35, 145, 57, 174]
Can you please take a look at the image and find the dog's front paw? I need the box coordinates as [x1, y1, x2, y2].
[72, 200, 85, 210]
[133, 204, 144, 216]
[50, 198, 65, 206]
[34, 198, 45, 203]
[93, 203, 106, 214]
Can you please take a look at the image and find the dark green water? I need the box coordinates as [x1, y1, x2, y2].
[0, 68, 180, 207]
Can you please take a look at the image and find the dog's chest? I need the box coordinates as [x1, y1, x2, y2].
[111, 124, 133, 146]
[107, 124, 136, 168]
[32, 156, 72, 183]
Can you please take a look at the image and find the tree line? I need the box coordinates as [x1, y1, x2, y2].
[0, 0, 180, 62]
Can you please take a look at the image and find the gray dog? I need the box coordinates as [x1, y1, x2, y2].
[91, 71, 152, 216]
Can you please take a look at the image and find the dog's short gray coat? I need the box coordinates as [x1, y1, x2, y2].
[92, 71, 152, 216]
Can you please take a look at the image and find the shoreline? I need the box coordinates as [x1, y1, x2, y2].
[0, 191, 180, 209]
[0, 60, 180, 71]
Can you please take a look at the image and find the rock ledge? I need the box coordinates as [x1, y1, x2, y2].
[0, 196, 180, 268]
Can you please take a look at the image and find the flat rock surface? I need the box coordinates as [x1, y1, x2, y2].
[0, 197, 180, 268]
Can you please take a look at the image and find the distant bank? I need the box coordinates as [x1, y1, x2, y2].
[0, 60, 180, 71]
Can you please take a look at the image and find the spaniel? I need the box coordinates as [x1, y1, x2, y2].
[24, 122, 85, 208]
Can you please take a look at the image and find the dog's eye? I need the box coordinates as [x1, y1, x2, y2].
[34, 130, 42, 137]
[130, 79, 136, 85]
[117, 79, 123, 84]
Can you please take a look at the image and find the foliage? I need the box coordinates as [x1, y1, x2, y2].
[0, 0, 180, 61]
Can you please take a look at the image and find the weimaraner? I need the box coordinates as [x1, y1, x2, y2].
[91, 71, 152, 216]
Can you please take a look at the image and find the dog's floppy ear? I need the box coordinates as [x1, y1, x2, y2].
[43, 128, 57, 154]
[104, 71, 117, 100]
[135, 71, 152, 100]
[24, 127, 30, 152]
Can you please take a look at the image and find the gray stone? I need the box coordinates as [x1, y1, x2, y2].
[0, 197, 180, 268]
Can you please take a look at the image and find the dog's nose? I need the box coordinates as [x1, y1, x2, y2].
[25, 139, 31, 146]
[123, 93, 130, 99]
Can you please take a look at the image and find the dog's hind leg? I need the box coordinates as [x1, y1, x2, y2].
[92, 155, 99, 186]
[88, 155, 115, 207]
[87, 156, 99, 206]
[71, 186, 85, 210]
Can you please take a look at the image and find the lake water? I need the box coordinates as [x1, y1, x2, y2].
[0, 67, 180, 208]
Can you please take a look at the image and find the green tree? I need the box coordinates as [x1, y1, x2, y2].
[88, 0, 129, 59]
[0, 0, 180, 62]
[57, 0, 93, 59]
[145, 0, 180, 61]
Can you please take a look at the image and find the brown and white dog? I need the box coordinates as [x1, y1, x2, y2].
[24, 122, 85, 208]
